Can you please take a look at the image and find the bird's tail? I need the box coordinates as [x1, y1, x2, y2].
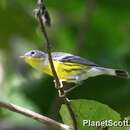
[97, 67, 129, 78]
[114, 69, 129, 78]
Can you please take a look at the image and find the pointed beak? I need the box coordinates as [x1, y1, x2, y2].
[19, 56, 26, 59]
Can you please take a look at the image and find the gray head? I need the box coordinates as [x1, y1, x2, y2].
[24, 50, 47, 58]
[21, 50, 48, 68]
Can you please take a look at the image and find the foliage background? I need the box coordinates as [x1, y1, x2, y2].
[0, 0, 130, 129]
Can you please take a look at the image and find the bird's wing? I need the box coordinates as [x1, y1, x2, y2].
[52, 52, 98, 67]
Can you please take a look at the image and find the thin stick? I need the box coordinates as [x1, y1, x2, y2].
[34, 1, 78, 130]
[0, 101, 71, 130]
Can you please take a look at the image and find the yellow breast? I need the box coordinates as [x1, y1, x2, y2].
[24, 57, 87, 82]
[45, 61, 87, 81]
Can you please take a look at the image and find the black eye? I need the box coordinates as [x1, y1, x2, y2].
[31, 51, 35, 55]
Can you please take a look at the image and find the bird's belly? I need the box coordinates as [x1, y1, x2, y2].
[52, 61, 89, 82]
[40, 61, 71, 79]
[51, 61, 73, 80]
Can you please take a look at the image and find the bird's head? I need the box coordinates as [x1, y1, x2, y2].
[20, 50, 47, 68]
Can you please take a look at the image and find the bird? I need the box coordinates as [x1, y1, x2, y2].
[20, 50, 129, 92]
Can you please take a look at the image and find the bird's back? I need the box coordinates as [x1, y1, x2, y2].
[51, 52, 97, 66]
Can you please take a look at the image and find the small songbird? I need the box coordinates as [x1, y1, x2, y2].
[21, 50, 129, 91]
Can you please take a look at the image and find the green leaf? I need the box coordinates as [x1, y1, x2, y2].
[60, 99, 121, 130]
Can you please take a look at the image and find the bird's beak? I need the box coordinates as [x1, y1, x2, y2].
[19, 56, 26, 59]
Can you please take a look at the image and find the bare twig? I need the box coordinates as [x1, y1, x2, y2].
[34, 0, 64, 95]
[34, 1, 78, 130]
[0, 101, 71, 130]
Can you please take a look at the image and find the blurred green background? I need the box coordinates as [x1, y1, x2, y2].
[0, 0, 130, 129]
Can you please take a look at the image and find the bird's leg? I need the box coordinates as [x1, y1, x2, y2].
[53, 80, 65, 97]
[53, 80, 63, 88]
[53, 79, 57, 89]
[64, 83, 80, 93]
[53, 80, 81, 96]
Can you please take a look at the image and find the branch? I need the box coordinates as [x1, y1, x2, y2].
[0, 101, 71, 130]
[34, 0, 64, 95]
[34, 1, 78, 130]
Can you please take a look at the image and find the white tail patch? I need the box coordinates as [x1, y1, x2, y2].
[86, 67, 115, 78]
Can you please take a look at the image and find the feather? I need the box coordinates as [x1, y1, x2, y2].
[52, 52, 97, 67]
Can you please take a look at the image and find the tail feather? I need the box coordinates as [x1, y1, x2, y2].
[95, 67, 129, 79]
[115, 69, 129, 78]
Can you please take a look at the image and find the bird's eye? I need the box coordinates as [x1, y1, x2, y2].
[30, 51, 35, 55]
